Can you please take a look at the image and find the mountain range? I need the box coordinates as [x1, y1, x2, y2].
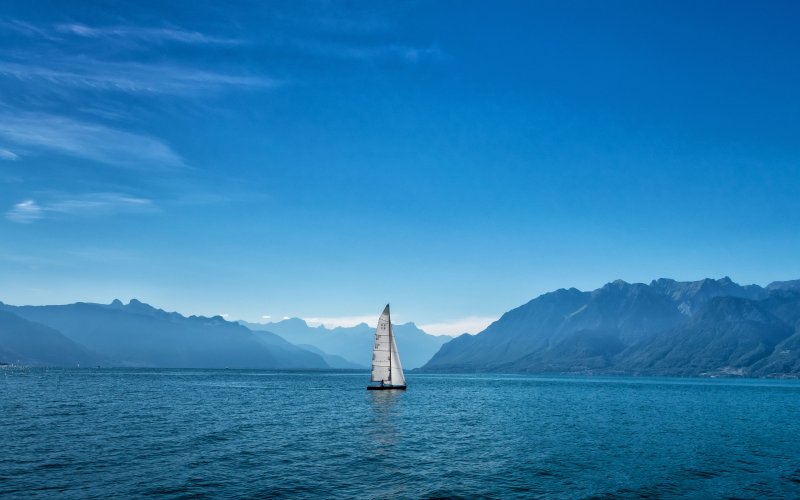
[0, 299, 448, 370]
[5, 277, 800, 377]
[0, 299, 330, 369]
[240, 318, 450, 369]
[420, 277, 800, 377]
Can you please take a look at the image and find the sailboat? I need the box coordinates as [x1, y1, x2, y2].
[367, 304, 407, 390]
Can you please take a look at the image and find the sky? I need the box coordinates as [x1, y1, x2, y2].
[1, 1, 799, 335]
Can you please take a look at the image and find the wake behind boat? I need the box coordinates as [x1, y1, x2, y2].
[367, 304, 407, 390]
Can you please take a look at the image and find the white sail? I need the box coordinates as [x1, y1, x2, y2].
[389, 332, 406, 386]
[370, 304, 406, 386]
[371, 305, 392, 383]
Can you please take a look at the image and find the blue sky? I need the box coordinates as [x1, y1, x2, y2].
[1, 1, 799, 334]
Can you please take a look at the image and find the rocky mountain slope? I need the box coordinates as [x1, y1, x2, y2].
[421, 278, 800, 377]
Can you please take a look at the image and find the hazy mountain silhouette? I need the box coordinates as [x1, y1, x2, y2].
[0, 310, 95, 366]
[294, 344, 365, 369]
[0, 299, 328, 369]
[240, 318, 449, 369]
[421, 278, 800, 377]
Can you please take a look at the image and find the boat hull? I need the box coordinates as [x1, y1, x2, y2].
[367, 385, 407, 390]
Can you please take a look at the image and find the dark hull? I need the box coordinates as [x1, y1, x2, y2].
[367, 385, 407, 390]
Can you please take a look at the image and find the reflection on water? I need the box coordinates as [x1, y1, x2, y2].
[367, 389, 402, 453]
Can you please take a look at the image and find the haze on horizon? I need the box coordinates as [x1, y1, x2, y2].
[1, 1, 799, 335]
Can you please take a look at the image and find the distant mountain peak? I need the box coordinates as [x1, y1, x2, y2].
[124, 298, 158, 314]
[592, 279, 639, 298]
[650, 278, 675, 286]
[533, 287, 584, 304]
[281, 317, 309, 327]
[107, 298, 155, 314]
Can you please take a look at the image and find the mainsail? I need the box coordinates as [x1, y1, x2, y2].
[370, 304, 406, 387]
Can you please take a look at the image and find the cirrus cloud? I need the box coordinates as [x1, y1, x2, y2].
[0, 59, 276, 96]
[54, 23, 244, 46]
[0, 148, 19, 160]
[0, 113, 183, 168]
[6, 199, 43, 223]
[5, 192, 156, 223]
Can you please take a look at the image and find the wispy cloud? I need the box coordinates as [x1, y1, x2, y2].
[47, 193, 155, 215]
[419, 316, 497, 336]
[0, 148, 18, 160]
[54, 23, 243, 46]
[2, 19, 242, 46]
[6, 200, 43, 223]
[8, 17, 441, 63]
[1, 16, 437, 107]
[0, 59, 275, 95]
[5, 192, 156, 223]
[0, 18, 274, 99]
[0, 113, 183, 168]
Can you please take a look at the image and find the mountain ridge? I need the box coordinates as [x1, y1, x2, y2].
[421, 277, 800, 377]
[0, 299, 330, 369]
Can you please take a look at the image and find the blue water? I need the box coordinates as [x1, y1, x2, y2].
[2, 369, 800, 499]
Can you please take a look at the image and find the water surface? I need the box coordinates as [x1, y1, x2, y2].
[2, 369, 800, 498]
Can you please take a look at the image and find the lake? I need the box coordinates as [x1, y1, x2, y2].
[2, 368, 800, 498]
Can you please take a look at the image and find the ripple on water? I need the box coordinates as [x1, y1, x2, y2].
[3, 369, 800, 499]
